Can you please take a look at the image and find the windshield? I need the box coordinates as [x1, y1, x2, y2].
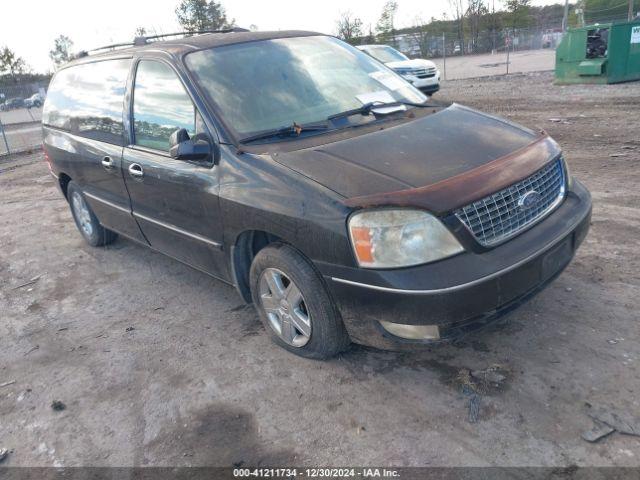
[363, 46, 409, 63]
[185, 36, 425, 139]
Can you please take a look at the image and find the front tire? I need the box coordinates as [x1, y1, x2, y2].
[250, 243, 350, 359]
[67, 181, 117, 247]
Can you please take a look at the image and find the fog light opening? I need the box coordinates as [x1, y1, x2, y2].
[379, 320, 440, 340]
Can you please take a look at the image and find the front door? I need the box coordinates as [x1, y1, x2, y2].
[122, 59, 227, 278]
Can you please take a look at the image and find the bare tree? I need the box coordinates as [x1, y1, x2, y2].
[365, 25, 376, 44]
[49, 35, 74, 68]
[175, 0, 234, 33]
[135, 27, 147, 37]
[410, 17, 431, 57]
[489, 0, 500, 52]
[336, 11, 364, 44]
[467, 0, 488, 53]
[449, 0, 466, 54]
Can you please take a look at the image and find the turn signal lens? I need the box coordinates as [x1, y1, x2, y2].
[350, 226, 374, 264]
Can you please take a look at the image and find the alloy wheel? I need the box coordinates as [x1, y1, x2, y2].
[258, 268, 311, 347]
[71, 192, 94, 237]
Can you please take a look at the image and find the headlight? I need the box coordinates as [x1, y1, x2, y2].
[395, 69, 411, 77]
[348, 209, 464, 269]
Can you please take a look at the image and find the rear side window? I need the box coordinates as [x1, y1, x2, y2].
[133, 60, 196, 152]
[43, 59, 130, 145]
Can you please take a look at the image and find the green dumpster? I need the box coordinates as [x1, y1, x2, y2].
[555, 20, 640, 84]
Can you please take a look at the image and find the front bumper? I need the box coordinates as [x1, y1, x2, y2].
[406, 73, 440, 93]
[319, 180, 592, 349]
[418, 84, 440, 95]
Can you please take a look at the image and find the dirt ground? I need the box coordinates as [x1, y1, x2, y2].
[1, 72, 639, 468]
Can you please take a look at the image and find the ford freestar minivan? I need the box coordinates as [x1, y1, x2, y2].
[42, 30, 592, 359]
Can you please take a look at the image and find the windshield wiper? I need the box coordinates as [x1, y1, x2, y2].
[239, 122, 329, 144]
[238, 100, 438, 144]
[327, 100, 435, 123]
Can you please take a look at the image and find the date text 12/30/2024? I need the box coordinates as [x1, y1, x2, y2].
[233, 468, 401, 478]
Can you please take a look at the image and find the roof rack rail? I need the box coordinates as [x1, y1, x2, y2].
[82, 27, 250, 55]
[136, 27, 250, 44]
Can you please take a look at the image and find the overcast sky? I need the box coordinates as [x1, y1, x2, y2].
[2, 0, 563, 73]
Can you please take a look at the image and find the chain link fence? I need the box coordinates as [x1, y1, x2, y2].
[373, 26, 562, 81]
[0, 81, 48, 156]
[392, 26, 563, 59]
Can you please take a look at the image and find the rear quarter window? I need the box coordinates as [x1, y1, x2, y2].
[43, 59, 131, 145]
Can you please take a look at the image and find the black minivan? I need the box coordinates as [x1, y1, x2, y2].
[42, 30, 592, 359]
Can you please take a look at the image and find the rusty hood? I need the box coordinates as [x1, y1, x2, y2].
[270, 103, 561, 215]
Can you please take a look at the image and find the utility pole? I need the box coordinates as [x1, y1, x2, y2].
[0, 118, 10, 155]
[492, 0, 497, 54]
[562, 0, 570, 32]
[442, 32, 447, 81]
[630, 0, 635, 20]
[506, 33, 511, 75]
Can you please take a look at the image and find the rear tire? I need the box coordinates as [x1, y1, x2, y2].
[67, 181, 117, 247]
[250, 242, 350, 359]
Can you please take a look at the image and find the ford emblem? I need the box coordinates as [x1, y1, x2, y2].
[518, 190, 542, 210]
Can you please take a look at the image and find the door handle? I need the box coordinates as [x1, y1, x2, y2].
[101, 156, 114, 169]
[128, 163, 144, 178]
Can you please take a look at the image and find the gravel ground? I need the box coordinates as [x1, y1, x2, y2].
[433, 48, 555, 80]
[0, 106, 42, 126]
[0, 108, 43, 156]
[0, 72, 639, 468]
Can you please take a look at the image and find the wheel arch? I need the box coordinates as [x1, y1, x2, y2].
[230, 229, 282, 303]
[58, 173, 72, 200]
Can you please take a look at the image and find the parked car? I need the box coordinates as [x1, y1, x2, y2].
[357, 44, 440, 95]
[0, 97, 25, 111]
[24, 93, 44, 108]
[42, 31, 591, 359]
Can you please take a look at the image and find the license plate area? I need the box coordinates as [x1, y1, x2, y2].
[541, 237, 573, 282]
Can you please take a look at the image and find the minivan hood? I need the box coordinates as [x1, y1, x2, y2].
[386, 58, 436, 70]
[272, 104, 545, 203]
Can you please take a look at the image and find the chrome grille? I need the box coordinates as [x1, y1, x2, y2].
[455, 158, 566, 246]
[414, 67, 436, 78]
[398, 67, 437, 78]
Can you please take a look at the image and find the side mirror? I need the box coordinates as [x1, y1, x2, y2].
[169, 128, 218, 162]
